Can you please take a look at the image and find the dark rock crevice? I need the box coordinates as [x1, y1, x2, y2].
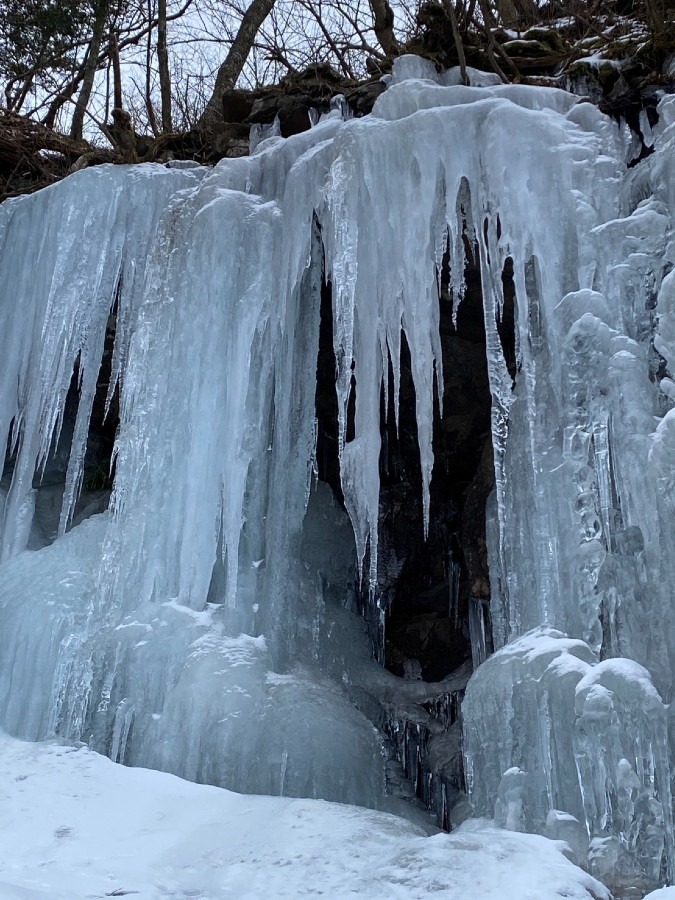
[312, 240, 511, 686]
[1, 313, 119, 547]
[381, 253, 497, 683]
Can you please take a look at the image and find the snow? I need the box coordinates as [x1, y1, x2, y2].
[574, 55, 623, 69]
[0, 731, 609, 900]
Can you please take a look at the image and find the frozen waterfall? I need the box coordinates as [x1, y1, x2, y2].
[2, 54, 675, 891]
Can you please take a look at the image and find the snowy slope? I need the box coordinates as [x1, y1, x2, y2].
[0, 731, 608, 900]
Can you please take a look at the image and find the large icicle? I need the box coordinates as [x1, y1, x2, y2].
[0, 165, 201, 560]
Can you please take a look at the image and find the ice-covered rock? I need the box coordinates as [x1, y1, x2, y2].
[463, 628, 595, 831]
[464, 627, 674, 884]
[574, 660, 673, 882]
[644, 888, 675, 900]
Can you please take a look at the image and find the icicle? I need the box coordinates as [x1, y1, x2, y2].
[591, 419, 616, 549]
[0, 166, 201, 559]
[469, 597, 490, 669]
[449, 540, 461, 627]
[110, 698, 135, 763]
[476, 214, 516, 637]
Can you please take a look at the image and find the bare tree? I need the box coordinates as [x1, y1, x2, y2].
[198, 0, 278, 126]
[70, 0, 111, 140]
[158, 0, 173, 130]
[4, 0, 670, 153]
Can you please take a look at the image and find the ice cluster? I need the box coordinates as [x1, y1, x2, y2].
[2, 55, 675, 888]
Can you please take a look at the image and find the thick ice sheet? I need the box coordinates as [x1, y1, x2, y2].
[0, 165, 203, 560]
[0, 495, 388, 811]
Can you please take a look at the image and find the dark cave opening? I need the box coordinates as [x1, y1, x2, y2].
[314, 244, 517, 684]
[1, 307, 119, 548]
[315, 274, 343, 501]
[382, 251, 497, 682]
[60, 320, 120, 495]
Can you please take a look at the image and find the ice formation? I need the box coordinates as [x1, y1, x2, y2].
[2, 54, 675, 889]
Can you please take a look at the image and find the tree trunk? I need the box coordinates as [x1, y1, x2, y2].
[158, 0, 172, 132]
[43, 82, 79, 130]
[644, 0, 675, 45]
[477, 0, 520, 80]
[111, 29, 123, 109]
[197, 0, 277, 127]
[442, 0, 468, 84]
[145, 0, 159, 135]
[368, 0, 398, 57]
[491, 0, 539, 26]
[70, 0, 109, 141]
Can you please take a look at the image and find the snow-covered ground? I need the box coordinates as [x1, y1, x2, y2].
[0, 731, 610, 900]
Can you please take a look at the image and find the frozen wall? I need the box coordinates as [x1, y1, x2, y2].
[464, 84, 675, 890]
[1, 55, 675, 887]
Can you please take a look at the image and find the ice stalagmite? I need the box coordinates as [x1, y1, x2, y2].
[2, 56, 675, 889]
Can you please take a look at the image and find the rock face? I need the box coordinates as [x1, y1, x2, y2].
[380, 265, 495, 683]
[313, 238, 499, 683]
[219, 65, 386, 142]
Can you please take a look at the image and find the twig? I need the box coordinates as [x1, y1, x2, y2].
[442, 0, 469, 85]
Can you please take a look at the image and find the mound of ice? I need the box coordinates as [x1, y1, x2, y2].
[464, 628, 674, 883]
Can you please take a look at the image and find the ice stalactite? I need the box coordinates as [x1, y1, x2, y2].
[0, 166, 201, 562]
